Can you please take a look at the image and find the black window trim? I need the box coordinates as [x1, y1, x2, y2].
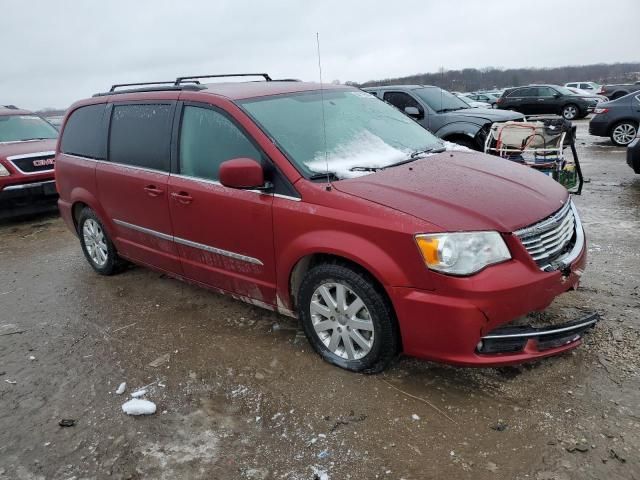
[172, 100, 300, 199]
[106, 100, 177, 174]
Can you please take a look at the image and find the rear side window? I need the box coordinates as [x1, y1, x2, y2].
[179, 105, 261, 181]
[60, 104, 106, 159]
[566, 83, 577, 88]
[108, 104, 173, 171]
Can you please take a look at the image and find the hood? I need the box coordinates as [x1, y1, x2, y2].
[0, 139, 57, 160]
[333, 151, 568, 232]
[443, 108, 524, 125]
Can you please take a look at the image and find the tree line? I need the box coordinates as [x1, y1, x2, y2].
[351, 62, 640, 92]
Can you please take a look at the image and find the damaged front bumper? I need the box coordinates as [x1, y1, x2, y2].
[477, 312, 599, 354]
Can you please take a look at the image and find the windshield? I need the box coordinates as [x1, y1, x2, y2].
[239, 89, 443, 179]
[0, 115, 58, 143]
[413, 87, 470, 113]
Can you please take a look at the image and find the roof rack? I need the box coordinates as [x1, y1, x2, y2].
[174, 73, 272, 85]
[2, 105, 19, 109]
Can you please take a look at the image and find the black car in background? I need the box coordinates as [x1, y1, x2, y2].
[590, 92, 640, 147]
[497, 85, 597, 120]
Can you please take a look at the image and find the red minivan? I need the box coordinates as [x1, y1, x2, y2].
[55, 74, 597, 373]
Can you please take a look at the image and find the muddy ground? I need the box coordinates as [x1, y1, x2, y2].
[1, 120, 638, 480]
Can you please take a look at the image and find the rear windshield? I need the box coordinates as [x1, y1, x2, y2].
[412, 87, 470, 113]
[239, 89, 442, 179]
[0, 115, 58, 143]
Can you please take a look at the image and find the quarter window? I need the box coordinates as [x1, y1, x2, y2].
[108, 104, 173, 171]
[61, 104, 106, 159]
[179, 105, 261, 181]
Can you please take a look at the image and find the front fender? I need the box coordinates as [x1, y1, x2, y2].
[276, 230, 420, 311]
[435, 121, 483, 139]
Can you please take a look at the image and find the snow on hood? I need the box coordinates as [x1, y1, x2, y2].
[306, 132, 472, 179]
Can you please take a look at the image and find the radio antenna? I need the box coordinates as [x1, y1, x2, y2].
[316, 32, 331, 190]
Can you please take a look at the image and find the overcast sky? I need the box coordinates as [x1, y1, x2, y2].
[2, 0, 639, 110]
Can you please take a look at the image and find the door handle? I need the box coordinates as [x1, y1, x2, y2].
[537, 99, 545, 101]
[144, 185, 164, 196]
[171, 191, 193, 204]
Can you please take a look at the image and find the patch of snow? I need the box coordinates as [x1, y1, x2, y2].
[131, 388, 147, 398]
[29, 355, 36, 361]
[411, 414, 420, 421]
[306, 131, 411, 179]
[312, 466, 329, 480]
[115, 382, 126, 395]
[443, 140, 473, 152]
[122, 399, 156, 416]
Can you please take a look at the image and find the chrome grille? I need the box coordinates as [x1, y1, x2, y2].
[515, 201, 577, 271]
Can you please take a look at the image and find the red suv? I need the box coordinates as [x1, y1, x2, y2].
[55, 74, 597, 373]
[0, 106, 59, 219]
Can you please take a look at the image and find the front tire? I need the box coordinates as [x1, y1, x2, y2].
[562, 104, 579, 120]
[78, 208, 122, 275]
[298, 263, 399, 373]
[610, 121, 637, 146]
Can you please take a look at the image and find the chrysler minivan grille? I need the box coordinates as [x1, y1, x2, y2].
[514, 201, 576, 271]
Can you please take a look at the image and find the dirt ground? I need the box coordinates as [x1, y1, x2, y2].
[1, 120, 638, 480]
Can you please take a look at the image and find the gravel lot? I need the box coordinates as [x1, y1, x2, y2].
[0, 119, 638, 480]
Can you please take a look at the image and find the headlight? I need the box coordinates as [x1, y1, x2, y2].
[415, 231, 511, 275]
[0, 163, 10, 177]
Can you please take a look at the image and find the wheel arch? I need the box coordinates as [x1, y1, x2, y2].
[608, 117, 639, 134]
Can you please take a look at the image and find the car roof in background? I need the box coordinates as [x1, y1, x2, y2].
[0, 106, 32, 116]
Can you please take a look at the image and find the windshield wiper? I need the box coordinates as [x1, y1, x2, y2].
[378, 146, 447, 170]
[19, 137, 53, 141]
[308, 171, 339, 181]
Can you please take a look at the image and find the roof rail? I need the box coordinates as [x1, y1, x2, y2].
[108, 80, 202, 93]
[2, 105, 19, 109]
[93, 82, 205, 97]
[174, 73, 272, 85]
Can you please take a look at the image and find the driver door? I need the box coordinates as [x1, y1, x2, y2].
[168, 102, 277, 305]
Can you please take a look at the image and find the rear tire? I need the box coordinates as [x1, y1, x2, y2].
[298, 262, 399, 373]
[562, 104, 579, 120]
[610, 121, 638, 146]
[77, 208, 122, 275]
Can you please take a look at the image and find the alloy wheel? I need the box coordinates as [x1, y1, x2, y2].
[83, 219, 109, 267]
[612, 123, 637, 146]
[309, 282, 374, 360]
[563, 105, 577, 120]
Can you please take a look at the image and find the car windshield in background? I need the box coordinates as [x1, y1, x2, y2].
[554, 86, 577, 96]
[239, 89, 443, 179]
[413, 87, 470, 113]
[0, 115, 58, 143]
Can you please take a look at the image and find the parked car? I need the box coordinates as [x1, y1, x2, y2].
[56, 74, 595, 373]
[564, 82, 601, 93]
[455, 94, 491, 109]
[463, 92, 499, 108]
[0, 105, 59, 220]
[589, 92, 640, 146]
[600, 81, 640, 100]
[497, 85, 597, 120]
[627, 129, 640, 173]
[565, 87, 608, 104]
[364, 85, 524, 150]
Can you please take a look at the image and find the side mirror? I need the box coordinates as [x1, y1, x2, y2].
[404, 106, 422, 118]
[553, 93, 561, 98]
[219, 158, 266, 189]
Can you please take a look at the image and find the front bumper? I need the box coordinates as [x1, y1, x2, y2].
[390, 236, 591, 367]
[0, 179, 58, 219]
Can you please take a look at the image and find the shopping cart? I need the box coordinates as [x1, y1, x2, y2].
[484, 116, 583, 194]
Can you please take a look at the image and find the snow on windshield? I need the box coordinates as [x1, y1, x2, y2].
[306, 131, 411, 179]
[306, 132, 470, 179]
